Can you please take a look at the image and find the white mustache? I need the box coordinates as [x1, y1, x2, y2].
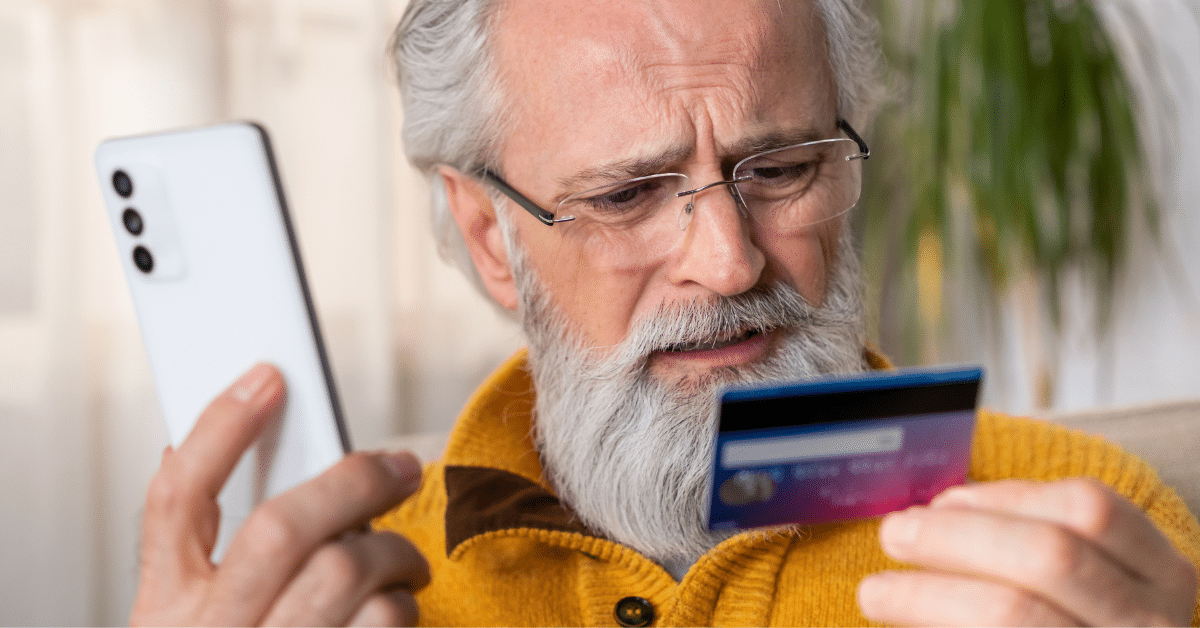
[588, 282, 852, 379]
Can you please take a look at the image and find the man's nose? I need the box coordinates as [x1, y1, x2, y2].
[667, 185, 766, 297]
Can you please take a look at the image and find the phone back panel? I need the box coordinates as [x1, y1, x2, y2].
[94, 123, 348, 525]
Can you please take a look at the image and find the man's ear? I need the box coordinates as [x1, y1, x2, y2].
[439, 166, 519, 311]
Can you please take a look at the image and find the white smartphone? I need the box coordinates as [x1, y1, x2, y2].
[94, 122, 349, 557]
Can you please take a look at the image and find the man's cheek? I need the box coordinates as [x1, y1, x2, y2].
[761, 233, 829, 305]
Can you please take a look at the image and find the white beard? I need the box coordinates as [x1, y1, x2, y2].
[509, 226, 868, 568]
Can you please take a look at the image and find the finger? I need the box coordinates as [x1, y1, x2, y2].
[346, 590, 420, 627]
[172, 363, 287, 502]
[932, 479, 1191, 584]
[198, 450, 423, 626]
[260, 530, 430, 626]
[858, 569, 1080, 627]
[138, 364, 285, 588]
[879, 506, 1181, 626]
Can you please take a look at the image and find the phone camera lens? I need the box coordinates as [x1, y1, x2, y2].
[112, 170, 134, 198]
[122, 208, 144, 235]
[132, 246, 154, 274]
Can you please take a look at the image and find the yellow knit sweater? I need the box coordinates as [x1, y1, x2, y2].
[375, 351, 1200, 626]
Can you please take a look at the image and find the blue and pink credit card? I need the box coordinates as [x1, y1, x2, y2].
[706, 366, 982, 531]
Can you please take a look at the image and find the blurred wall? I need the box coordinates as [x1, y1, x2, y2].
[0, 0, 520, 624]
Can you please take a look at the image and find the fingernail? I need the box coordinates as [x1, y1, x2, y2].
[857, 573, 890, 612]
[930, 484, 974, 507]
[232, 363, 274, 402]
[880, 511, 920, 553]
[382, 451, 421, 484]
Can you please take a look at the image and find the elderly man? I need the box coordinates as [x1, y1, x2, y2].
[130, 0, 1200, 625]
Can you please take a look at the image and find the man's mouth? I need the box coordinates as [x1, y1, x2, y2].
[664, 328, 764, 353]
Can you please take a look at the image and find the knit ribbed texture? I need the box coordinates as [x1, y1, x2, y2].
[375, 351, 1200, 626]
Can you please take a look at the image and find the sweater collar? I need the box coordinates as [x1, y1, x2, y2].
[441, 347, 892, 556]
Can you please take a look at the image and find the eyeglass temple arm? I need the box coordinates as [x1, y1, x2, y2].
[837, 118, 870, 159]
[480, 169, 559, 226]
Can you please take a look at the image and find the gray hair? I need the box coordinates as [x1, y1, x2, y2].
[390, 0, 882, 297]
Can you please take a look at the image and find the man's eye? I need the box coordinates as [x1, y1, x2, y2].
[748, 161, 815, 182]
[581, 180, 662, 213]
[601, 186, 641, 205]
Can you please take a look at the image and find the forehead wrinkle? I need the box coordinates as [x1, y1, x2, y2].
[638, 34, 764, 122]
[634, 3, 828, 152]
[637, 0, 776, 69]
[493, 0, 836, 192]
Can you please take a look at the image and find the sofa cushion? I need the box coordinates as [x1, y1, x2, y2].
[1040, 398, 1200, 518]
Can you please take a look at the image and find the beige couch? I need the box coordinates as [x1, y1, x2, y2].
[386, 398, 1200, 518]
[1037, 398, 1200, 517]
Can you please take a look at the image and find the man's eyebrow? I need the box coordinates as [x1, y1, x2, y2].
[551, 127, 828, 197]
[554, 144, 693, 198]
[725, 127, 826, 158]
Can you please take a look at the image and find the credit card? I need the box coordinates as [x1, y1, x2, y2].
[706, 366, 982, 531]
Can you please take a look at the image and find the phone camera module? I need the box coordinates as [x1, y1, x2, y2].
[122, 208, 144, 235]
[132, 245, 154, 274]
[112, 170, 134, 198]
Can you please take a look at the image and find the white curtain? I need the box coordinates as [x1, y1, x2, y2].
[0, 1, 520, 624]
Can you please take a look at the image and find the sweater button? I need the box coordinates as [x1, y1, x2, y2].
[614, 596, 654, 627]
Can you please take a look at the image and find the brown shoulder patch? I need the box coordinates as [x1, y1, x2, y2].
[444, 465, 594, 556]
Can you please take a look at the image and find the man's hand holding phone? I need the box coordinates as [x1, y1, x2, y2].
[130, 364, 430, 626]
